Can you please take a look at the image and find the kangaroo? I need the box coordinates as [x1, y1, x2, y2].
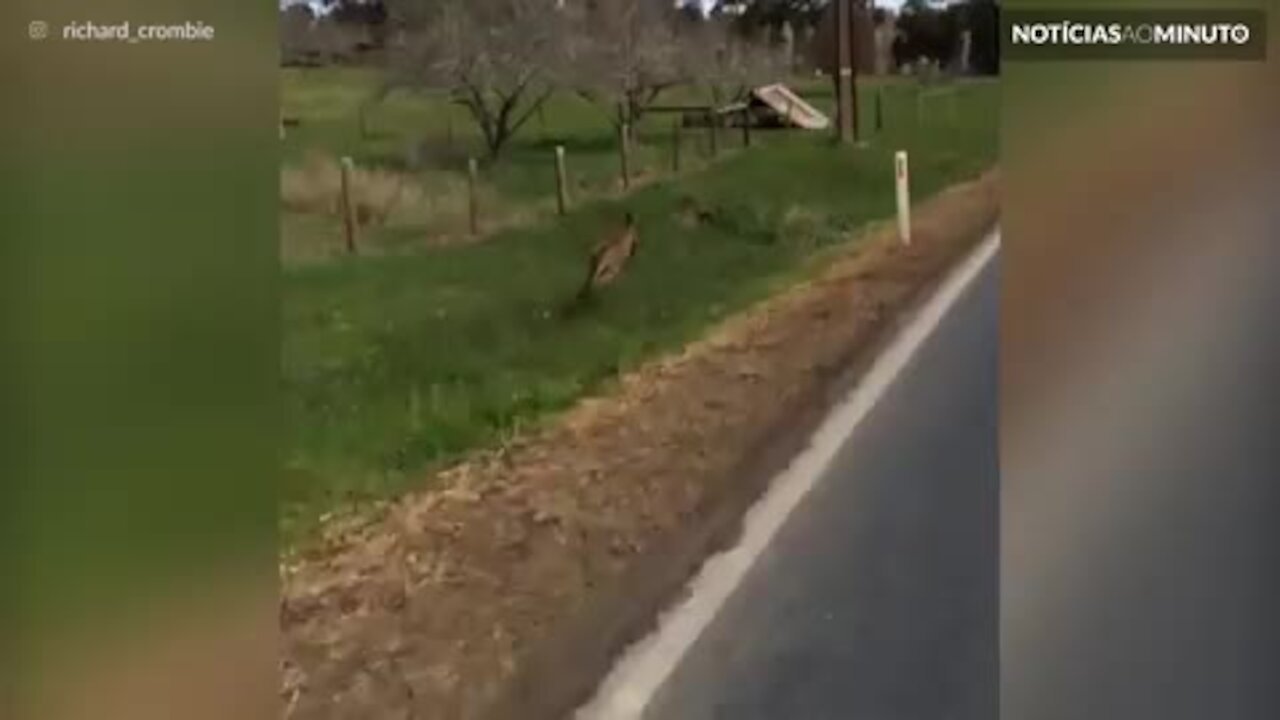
[564, 212, 639, 314]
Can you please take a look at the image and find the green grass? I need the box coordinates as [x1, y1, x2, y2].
[280, 69, 985, 261]
[282, 67, 729, 259]
[282, 71, 998, 541]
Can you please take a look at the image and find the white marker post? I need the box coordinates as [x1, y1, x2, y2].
[895, 150, 911, 245]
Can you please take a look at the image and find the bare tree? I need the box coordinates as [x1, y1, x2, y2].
[281, 5, 368, 67]
[280, 4, 317, 66]
[388, 0, 570, 158]
[565, 0, 695, 131]
[690, 18, 789, 107]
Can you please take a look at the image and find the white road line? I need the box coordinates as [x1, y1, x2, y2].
[575, 230, 1002, 720]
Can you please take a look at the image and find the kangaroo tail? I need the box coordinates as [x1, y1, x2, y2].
[560, 282, 593, 319]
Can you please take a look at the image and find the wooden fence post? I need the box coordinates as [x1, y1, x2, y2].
[339, 156, 358, 255]
[467, 157, 480, 236]
[554, 145, 569, 216]
[741, 108, 752, 148]
[408, 382, 422, 434]
[708, 112, 719, 158]
[672, 118, 683, 173]
[875, 87, 884, 133]
[619, 122, 632, 190]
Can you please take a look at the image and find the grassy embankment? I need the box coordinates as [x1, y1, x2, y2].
[282, 68, 997, 540]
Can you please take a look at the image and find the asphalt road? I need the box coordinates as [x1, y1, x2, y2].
[641, 257, 999, 720]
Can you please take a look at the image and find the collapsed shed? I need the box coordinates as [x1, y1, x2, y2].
[745, 83, 831, 130]
[673, 84, 831, 131]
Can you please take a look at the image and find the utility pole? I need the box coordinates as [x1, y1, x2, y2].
[835, 0, 855, 144]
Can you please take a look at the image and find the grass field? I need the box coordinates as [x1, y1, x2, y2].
[280, 69, 984, 261]
[281, 67, 730, 261]
[282, 68, 998, 540]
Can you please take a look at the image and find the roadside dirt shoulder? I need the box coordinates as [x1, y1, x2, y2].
[282, 169, 1001, 720]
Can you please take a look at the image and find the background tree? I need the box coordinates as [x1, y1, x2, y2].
[280, 4, 319, 67]
[387, 0, 570, 158]
[566, 0, 695, 132]
[280, 3, 370, 66]
[811, 0, 878, 76]
[674, 1, 708, 24]
[325, 0, 391, 50]
[688, 18, 789, 106]
[892, 0, 959, 69]
[716, 0, 827, 39]
[963, 0, 1000, 75]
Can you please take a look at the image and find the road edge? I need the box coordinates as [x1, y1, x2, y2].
[577, 229, 1000, 718]
[480, 191, 1002, 720]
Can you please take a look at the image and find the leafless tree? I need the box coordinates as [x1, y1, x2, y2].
[387, 0, 570, 158]
[564, 0, 696, 131]
[280, 5, 316, 66]
[282, 6, 364, 66]
[689, 18, 789, 108]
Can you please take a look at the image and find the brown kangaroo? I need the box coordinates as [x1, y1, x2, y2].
[574, 212, 639, 305]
